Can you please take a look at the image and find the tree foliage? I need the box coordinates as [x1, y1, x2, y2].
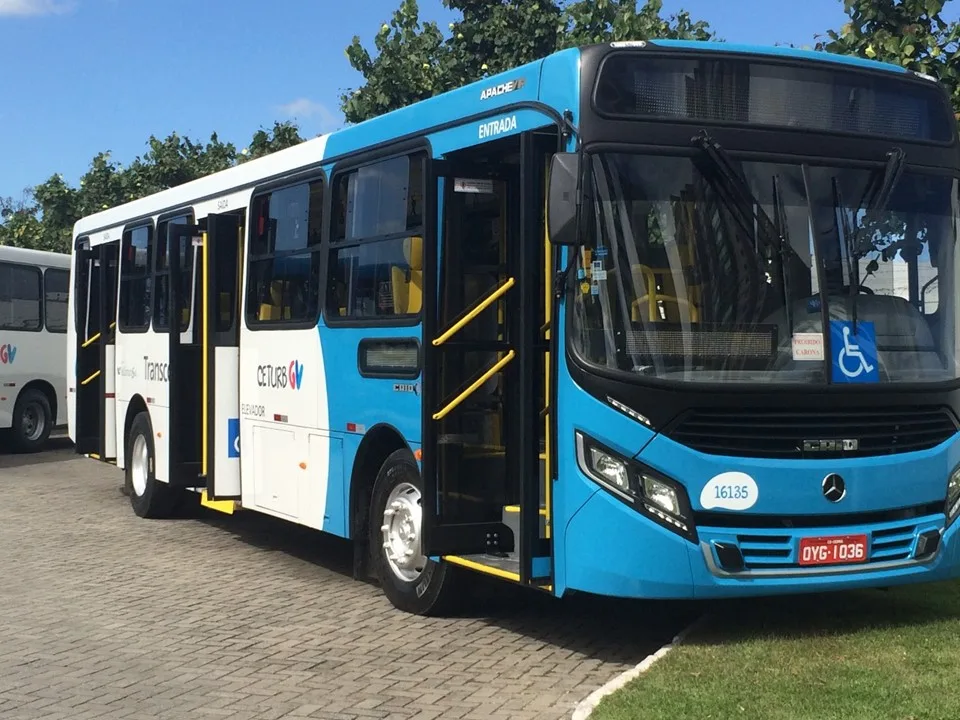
[0, 121, 304, 254]
[815, 0, 960, 114]
[339, 0, 715, 124]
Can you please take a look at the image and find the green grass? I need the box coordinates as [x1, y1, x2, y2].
[591, 580, 960, 720]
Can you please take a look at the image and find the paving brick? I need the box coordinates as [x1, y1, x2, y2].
[0, 441, 696, 720]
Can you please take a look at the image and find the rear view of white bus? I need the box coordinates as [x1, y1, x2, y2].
[0, 246, 70, 453]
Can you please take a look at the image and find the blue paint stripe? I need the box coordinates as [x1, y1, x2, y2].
[648, 40, 909, 74]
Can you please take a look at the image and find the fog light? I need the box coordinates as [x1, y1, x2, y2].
[916, 529, 941, 559]
[713, 541, 745, 572]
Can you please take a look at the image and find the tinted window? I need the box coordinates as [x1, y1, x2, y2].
[594, 54, 955, 142]
[44, 268, 69, 333]
[154, 214, 194, 332]
[119, 225, 153, 331]
[246, 180, 324, 327]
[0, 262, 41, 331]
[328, 154, 425, 321]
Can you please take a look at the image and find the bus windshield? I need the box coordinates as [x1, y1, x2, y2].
[570, 151, 960, 384]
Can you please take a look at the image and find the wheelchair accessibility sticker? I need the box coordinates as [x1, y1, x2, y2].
[830, 320, 879, 383]
[227, 418, 240, 458]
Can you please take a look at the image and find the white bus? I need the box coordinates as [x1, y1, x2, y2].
[0, 245, 70, 453]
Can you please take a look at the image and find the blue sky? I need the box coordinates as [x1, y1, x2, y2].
[0, 0, 866, 201]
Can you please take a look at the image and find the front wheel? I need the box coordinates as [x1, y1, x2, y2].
[369, 448, 460, 615]
[10, 388, 52, 453]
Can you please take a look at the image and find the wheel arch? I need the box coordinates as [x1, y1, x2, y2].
[18, 379, 58, 427]
[121, 394, 149, 467]
[348, 423, 415, 581]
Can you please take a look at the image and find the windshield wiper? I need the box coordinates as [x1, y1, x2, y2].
[691, 130, 796, 336]
[843, 147, 905, 332]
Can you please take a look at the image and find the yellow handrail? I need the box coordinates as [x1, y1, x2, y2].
[202, 231, 209, 478]
[81, 332, 101, 348]
[432, 277, 515, 347]
[81, 370, 101, 386]
[432, 350, 515, 421]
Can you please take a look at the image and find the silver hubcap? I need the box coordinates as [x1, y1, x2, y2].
[131, 435, 149, 497]
[381, 481, 427, 583]
[20, 402, 44, 442]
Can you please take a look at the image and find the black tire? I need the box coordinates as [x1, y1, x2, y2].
[369, 448, 461, 616]
[10, 388, 52, 453]
[124, 411, 180, 518]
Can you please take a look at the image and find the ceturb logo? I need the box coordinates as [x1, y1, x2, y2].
[257, 361, 304, 390]
[0, 344, 16, 364]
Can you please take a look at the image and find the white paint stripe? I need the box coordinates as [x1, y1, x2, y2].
[570, 613, 710, 720]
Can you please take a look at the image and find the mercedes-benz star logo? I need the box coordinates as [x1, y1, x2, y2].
[822, 473, 846, 503]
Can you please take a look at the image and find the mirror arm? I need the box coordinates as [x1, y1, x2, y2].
[554, 147, 586, 299]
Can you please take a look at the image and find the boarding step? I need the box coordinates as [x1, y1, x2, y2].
[502, 503, 547, 540]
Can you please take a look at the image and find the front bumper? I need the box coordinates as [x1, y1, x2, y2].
[563, 483, 960, 599]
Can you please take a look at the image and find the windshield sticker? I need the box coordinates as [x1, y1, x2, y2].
[791, 333, 824, 361]
[830, 320, 879, 383]
[700, 472, 758, 511]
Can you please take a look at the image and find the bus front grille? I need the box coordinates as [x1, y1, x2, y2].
[667, 406, 958, 459]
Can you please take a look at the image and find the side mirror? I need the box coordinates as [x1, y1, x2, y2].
[547, 152, 581, 247]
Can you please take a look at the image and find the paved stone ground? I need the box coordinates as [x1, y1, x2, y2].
[0, 439, 699, 720]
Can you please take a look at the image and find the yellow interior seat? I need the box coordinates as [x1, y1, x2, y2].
[258, 280, 290, 321]
[391, 236, 423, 315]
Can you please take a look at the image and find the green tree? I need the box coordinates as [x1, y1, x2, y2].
[339, 0, 716, 124]
[5, 122, 305, 254]
[816, 0, 960, 114]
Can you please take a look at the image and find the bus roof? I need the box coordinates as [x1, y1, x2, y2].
[0, 245, 71, 268]
[648, 39, 910, 76]
[71, 39, 922, 241]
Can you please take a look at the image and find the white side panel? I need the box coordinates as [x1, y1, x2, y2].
[151, 405, 170, 485]
[104, 344, 117, 459]
[238, 326, 329, 528]
[115, 331, 169, 477]
[213, 346, 241, 497]
[115, 398, 128, 468]
[0, 328, 67, 430]
[252, 425, 298, 518]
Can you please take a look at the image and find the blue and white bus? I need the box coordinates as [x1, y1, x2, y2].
[68, 40, 960, 614]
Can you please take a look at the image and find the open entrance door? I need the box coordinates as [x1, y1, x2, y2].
[74, 240, 118, 459]
[165, 213, 244, 499]
[166, 222, 204, 488]
[421, 131, 553, 587]
[200, 212, 243, 503]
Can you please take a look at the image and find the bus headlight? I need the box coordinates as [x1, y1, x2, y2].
[576, 431, 696, 542]
[946, 466, 960, 527]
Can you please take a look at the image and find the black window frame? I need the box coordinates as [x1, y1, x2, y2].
[152, 210, 196, 334]
[324, 149, 427, 328]
[118, 221, 155, 334]
[0, 260, 43, 333]
[244, 173, 327, 331]
[43, 266, 69, 334]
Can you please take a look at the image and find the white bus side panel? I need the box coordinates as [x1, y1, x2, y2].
[213, 346, 240, 497]
[238, 326, 330, 530]
[104, 344, 117, 459]
[115, 332, 169, 478]
[0, 329, 67, 430]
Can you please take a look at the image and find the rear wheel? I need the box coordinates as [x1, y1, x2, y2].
[370, 448, 460, 615]
[10, 388, 52, 453]
[125, 411, 180, 518]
